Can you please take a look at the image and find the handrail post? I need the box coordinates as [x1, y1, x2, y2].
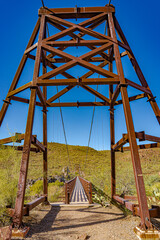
[89, 182, 92, 204]
[65, 182, 69, 204]
[65, 177, 77, 204]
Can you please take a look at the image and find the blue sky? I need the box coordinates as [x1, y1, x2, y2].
[0, 0, 160, 150]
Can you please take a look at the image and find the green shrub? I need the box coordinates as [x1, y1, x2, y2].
[48, 183, 64, 202]
[28, 180, 43, 196]
[54, 180, 64, 187]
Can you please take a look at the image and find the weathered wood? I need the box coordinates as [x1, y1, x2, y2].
[25, 196, 46, 211]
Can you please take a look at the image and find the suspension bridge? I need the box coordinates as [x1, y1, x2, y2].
[0, 1, 160, 239]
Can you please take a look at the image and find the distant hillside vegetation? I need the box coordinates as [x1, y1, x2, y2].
[0, 142, 160, 225]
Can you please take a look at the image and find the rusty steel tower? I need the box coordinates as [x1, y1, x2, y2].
[0, 3, 160, 235]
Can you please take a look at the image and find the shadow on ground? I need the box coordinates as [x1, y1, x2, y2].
[24, 204, 126, 238]
[26, 206, 60, 238]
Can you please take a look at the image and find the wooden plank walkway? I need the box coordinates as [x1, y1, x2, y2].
[70, 177, 88, 203]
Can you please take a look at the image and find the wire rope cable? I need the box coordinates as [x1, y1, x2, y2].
[41, 0, 70, 173]
[56, 86, 70, 169]
[85, 19, 108, 162]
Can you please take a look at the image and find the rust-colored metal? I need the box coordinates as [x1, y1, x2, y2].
[0, 3, 159, 231]
[79, 177, 92, 204]
[42, 38, 48, 199]
[65, 177, 77, 204]
[12, 15, 46, 228]
[113, 195, 160, 219]
[108, 12, 152, 229]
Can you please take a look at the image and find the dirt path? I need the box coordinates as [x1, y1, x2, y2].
[15, 203, 143, 240]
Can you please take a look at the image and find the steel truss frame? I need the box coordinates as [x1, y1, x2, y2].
[0, 4, 160, 230]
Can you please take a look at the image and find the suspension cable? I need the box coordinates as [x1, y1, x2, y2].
[86, 19, 108, 161]
[41, 0, 70, 169]
[56, 86, 70, 166]
[85, 85, 98, 160]
[41, 0, 45, 7]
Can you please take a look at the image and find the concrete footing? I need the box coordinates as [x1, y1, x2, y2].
[11, 226, 29, 239]
[134, 226, 160, 240]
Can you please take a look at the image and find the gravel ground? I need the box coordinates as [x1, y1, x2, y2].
[14, 203, 144, 240]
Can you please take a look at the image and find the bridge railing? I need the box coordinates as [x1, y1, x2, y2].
[79, 176, 92, 204]
[65, 177, 77, 204]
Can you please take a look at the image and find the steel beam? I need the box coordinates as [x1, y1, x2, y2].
[114, 16, 160, 124]
[13, 15, 46, 228]
[42, 46, 48, 199]
[49, 102, 109, 107]
[39, 6, 115, 18]
[108, 12, 152, 229]
[12, 89, 37, 227]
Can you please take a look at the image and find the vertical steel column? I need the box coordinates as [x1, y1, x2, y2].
[13, 89, 37, 227]
[13, 15, 46, 227]
[108, 12, 152, 229]
[42, 41, 48, 198]
[109, 71, 116, 197]
[108, 24, 116, 198]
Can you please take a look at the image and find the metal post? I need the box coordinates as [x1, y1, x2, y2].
[108, 12, 152, 229]
[13, 15, 46, 228]
[108, 24, 116, 198]
[42, 30, 48, 200]
[13, 88, 37, 227]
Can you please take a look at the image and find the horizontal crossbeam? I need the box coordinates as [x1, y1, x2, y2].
[0, 145, 40, 153]
[11, 96, 42, 106]
[24, 195, 47, 212]
[114, 131, 160, 151]
[47, 39, 111, 47]
[31, 136, 45, 152]
[37, 77, 119, 86]
[121, 143, 160, 151]
[39, 6, 115, 18]
[48, 101, 109, 107]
